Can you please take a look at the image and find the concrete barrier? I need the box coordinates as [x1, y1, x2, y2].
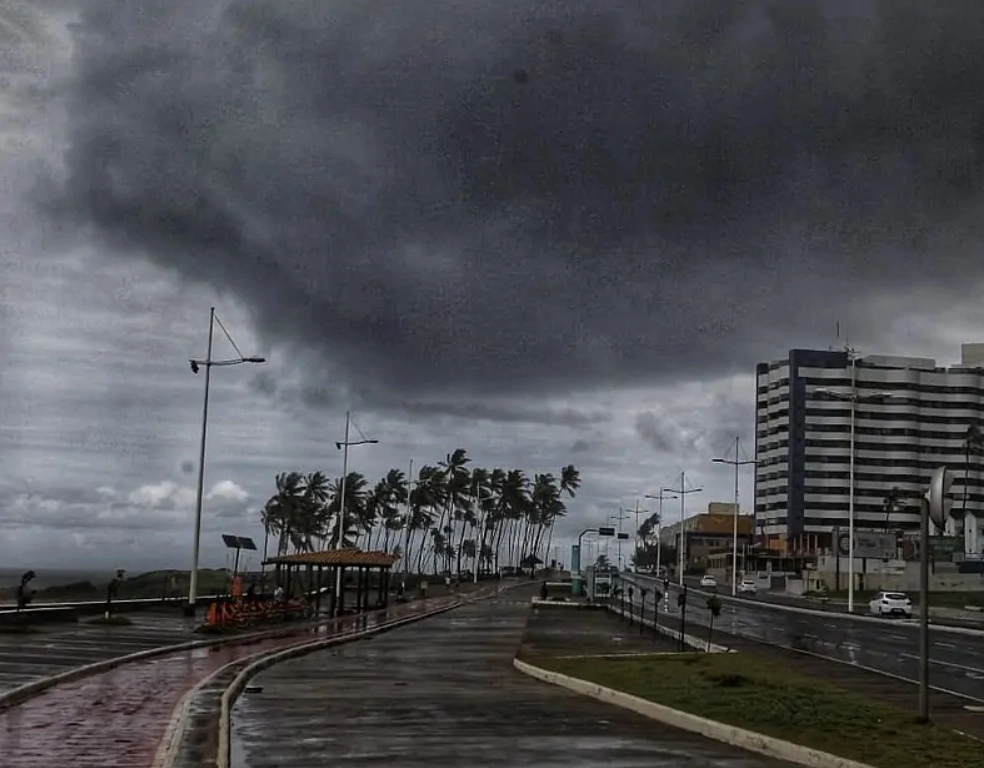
[514, 657, 875, 768]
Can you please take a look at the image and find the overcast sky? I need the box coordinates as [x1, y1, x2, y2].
[3, 1, 984, 573]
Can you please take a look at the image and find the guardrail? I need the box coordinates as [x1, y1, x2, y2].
[0, 595, 221, 625]
[631, 574, 984, 637]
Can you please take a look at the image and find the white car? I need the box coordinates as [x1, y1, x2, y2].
[737, 579, 758, 595]
[869, 591, 912, 618]
[699, 575, 718, 589]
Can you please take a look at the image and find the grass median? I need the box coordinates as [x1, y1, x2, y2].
[530, 652, 982, 768]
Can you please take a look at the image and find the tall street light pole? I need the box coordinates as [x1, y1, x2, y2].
[610, 508, 631, 570]
[333, 411, 378, 613]
[186, 307, 266, 616]
[631, 500, 649, 574]
[817, 358, 896, 613]
[400, 459, 415, 577]
[713, 436, 757, 596]
[666, 472, 702, 585]
[645, 489, 678, 579]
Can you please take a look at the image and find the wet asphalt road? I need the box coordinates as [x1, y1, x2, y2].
[231, 586, 793, 767]
[0, 611, 198, 694]
[630, 575, 984, 701]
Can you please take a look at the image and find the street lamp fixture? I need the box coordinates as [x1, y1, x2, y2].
[712, 437, 757, 596]
[186, 307, 266, 616]
[814, 380, 899, 613]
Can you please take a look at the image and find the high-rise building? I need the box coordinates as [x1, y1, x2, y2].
[754, 347, 984, 554]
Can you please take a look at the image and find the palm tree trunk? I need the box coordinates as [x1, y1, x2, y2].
[455, 519, 468, 575]
[544, 521, 555, 567]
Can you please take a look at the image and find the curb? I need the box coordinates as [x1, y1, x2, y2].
[0, 599, 436, 711]
[513, 657, 875, 768]
[152, 598, 462, 768]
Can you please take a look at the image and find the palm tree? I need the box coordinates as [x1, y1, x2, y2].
[437, 449, 470, 574]
[260, 452, 583, 578]
[264, 472, 304, 555]
[327, 472, 368, 548]
[883, 487, 903, 531]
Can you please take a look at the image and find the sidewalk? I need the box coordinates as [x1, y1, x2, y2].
[228, 583, 793, 767]
[0, 596, 457, 768]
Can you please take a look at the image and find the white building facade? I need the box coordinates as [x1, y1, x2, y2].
[755, 346, 984, 555]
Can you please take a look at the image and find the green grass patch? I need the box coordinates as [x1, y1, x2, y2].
[87, 614, 134, 626]
[531, 652, 982, 768]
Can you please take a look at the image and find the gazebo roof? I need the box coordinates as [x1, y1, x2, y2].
[264, 549, 400, 568]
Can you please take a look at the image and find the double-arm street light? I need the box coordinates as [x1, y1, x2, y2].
[712, 437, 757, 596]
[816, 358, 898, 613]
[644, 489, 678, 579]
[186, 307, 266, 615]
[666, 472, 702, 585]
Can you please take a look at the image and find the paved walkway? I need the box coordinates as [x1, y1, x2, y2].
[231, 585, 793, 767]
[0, 597, 457, 768]
[0, 611, 198, 693]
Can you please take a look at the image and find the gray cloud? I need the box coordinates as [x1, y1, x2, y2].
[634, 412, 679, 454]
[43, 1, 984, 407]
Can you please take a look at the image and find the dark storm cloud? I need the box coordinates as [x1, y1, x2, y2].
[47, 1, 984, 402]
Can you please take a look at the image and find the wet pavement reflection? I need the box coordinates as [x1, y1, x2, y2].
[231, 586, 793, 767]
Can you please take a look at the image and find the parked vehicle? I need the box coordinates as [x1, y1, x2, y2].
[869, 591, 913, 618]
[699, 574, 718, 589]
[737, 579, 758, 595]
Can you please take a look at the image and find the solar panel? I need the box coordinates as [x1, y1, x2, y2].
[221, 534, 241, 549]
[237, 536, 257, 551]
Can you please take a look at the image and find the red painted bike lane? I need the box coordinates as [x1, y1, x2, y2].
[0, 597, 458, 768]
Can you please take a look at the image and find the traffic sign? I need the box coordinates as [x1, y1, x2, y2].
[617, 532, 630, 540]
[598, 526, 615, 536]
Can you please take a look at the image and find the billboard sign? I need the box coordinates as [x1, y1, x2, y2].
[837, 531, 897, 560]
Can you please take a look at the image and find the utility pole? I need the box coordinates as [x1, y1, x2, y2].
[665, 472, 703, 585]
[632, 500, 650, 574]
[712, 437, 757, 596]
[611, 509, 631, 570]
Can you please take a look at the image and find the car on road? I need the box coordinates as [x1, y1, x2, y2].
[737, 579, 758, 595]
[869, 591, 913, 618]
[699, 575, 717, 589]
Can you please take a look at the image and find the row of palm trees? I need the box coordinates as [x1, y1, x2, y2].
[260, 448, 581, 576]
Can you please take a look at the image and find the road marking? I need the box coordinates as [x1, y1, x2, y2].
[899, 653, 984, 675]
[885, 634, 907, 642]
[936, 641, 957, 649]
